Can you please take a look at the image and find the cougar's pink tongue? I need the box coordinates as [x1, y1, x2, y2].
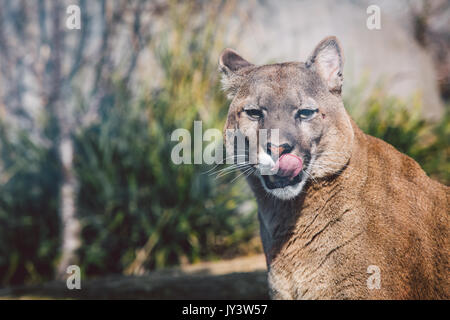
[272, 154, 303, 180]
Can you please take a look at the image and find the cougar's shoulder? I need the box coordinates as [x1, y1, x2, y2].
[357, 130, 449, 299]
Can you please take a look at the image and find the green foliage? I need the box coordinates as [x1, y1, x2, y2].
[74, 83, 257, 275]
[74, 9, 258, 276]
[0, 125, 61, 285]
[345, 87, 449, 184]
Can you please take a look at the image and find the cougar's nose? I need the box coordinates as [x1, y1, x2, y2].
[267, 142, 293, 157]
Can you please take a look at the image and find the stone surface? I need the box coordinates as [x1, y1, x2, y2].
[0, 255, 268, 300]
[225, 0, 445, 120]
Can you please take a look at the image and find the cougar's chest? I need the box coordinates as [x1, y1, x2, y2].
[258, 191, 368, 300]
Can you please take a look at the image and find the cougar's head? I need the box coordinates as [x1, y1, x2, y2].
[219, 37, 354, 200]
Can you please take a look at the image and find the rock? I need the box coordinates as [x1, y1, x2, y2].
[225, 0, 445, 120]
[0, 255, 269, 299]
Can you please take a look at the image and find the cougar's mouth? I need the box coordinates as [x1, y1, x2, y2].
[261, 172, 303, 190]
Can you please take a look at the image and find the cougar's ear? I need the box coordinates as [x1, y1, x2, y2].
[218, 48, 254, 99]
[306, 36, 344, 94]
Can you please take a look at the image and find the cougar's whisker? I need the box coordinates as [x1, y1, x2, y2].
[215, 164, 252, 179]
[303, 169, 317, 184]
[230, 166, 254, 183]
[210, 163, 250, 176]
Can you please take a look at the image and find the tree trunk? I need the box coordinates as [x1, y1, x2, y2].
[56, 136, 80, 278]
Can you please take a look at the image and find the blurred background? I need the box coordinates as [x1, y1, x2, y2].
[0, 0, 448, 299]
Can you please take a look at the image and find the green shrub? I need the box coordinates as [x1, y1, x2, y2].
[346, 87, 449, 184]
[74, 6, 259, 276]
[0, 125, 60, 285]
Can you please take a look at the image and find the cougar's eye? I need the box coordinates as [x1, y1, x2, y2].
[296, 108, 318, 120]
[244, 108, 263, 120]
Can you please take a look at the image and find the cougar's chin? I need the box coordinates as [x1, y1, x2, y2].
[257, 172, 307, 200]
[256, 152, 310, 200]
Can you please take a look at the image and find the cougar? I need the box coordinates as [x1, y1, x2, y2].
[218, 36, 449, 299]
